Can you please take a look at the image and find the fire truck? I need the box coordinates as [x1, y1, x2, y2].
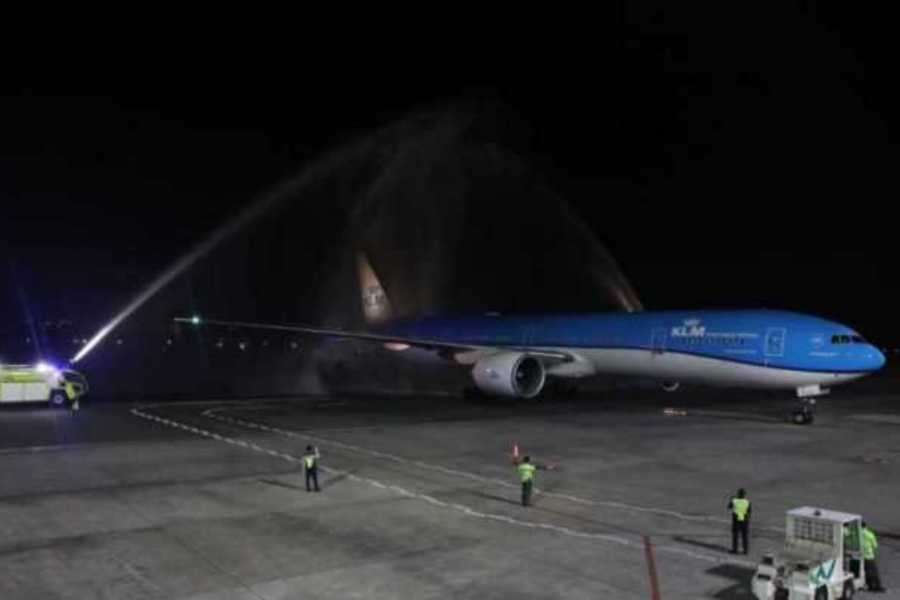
[0, 363, 88, 407]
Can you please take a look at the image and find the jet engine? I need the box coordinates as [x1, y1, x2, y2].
[661, 381, 680, 392]
[472, 352, 546, 398]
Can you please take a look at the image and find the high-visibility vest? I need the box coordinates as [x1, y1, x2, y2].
[863, 528, 878, 560]
[518, 463, 536, 483]
[303, 455, 317, 469]
[732, 498, 750, 522]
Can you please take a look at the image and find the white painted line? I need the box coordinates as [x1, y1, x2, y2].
[851, 414, 900, 425]
[203, 406, 758, 531]
[133, 406, 752, 566]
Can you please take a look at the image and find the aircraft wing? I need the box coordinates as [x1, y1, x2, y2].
[173, 317, 573, 362]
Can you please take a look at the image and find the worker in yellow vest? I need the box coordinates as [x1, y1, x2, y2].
[516, 456, 537, 506]
[863, 521, 886, 592]
[65, 380, 79, 413]
[514, 455, 555, 506]
[727, 488, 751, 554]
[303, 445, 320, 492]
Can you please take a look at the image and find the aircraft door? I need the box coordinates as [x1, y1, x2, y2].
[765, 328, 786, 357]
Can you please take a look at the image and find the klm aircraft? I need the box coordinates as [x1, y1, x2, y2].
[178, 256, 884, 424]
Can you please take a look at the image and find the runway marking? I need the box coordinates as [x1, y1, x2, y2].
[851, 414, 900, 425]
[202, 406, 775, 532]
[131, 406, 753, 568]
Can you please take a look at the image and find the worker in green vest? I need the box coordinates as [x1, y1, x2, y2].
[65, 380, 79, 413]
[727, 488, 751, 554]
[515, 455, 556, 506]
[303, 445, 320, 492]
[517, 456, 537, 506]
[863, 521, 886, 592]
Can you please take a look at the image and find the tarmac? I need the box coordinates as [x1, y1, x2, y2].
[1, 382, 899, 599]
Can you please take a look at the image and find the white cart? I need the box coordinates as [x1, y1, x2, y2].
[752, 507, 866, 600]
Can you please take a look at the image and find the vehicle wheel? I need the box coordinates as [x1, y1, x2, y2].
[814, 585, 828, 600]
[841, 580, 855, 600]
[49, 390, 68, 407]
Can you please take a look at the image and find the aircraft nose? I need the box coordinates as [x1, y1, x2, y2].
[869, 345, 886, 370]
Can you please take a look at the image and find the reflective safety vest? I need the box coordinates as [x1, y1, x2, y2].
[303, 454, 317, 469]
[518, 463, 536, 483]
[732, 498, 750, 522]
[863, 528, 878, 560]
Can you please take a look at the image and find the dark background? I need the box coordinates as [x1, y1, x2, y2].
[2, 4, 897, 369]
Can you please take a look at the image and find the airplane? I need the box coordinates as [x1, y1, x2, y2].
[176, 254, 885, 425]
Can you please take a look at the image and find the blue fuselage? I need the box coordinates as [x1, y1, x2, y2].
[383, 309, 884, 389]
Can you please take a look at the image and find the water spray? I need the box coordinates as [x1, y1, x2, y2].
[70, 198, 276, 363]
[70, 139, 367, 365]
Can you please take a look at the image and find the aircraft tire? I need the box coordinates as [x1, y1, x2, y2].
[791, 410, 814, 425]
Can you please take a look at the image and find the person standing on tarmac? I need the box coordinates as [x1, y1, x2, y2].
[727, 488, 751, 554]
[303, 445, 320, 492]
[58, 374, 79, 413]
[515, 455, 554, 506]
[66, 379, 80, 413]
[862, 521, 886, 592]
[517, 456, 536, 506]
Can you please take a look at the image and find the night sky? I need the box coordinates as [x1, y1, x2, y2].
[2, 5, 898, 345]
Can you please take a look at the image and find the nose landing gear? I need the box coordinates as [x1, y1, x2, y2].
[790, 398, 816, 425]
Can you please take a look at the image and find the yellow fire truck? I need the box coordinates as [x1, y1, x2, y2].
[0, 363, 88, 407]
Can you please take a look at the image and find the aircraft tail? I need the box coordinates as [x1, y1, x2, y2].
[356, 252, 394, 325]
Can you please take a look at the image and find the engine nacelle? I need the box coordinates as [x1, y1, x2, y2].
[472, 352, 546, 398]
[661, 381, 680, 392]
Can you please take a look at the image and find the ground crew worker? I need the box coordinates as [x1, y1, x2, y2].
[514, 455, 556, 506]
[65, 380, 79, 413]
[303, 445, 320, 492]
[727, 488, 751, 554]
[862, 521, 886, 592]
[517, 456, 537, 506]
